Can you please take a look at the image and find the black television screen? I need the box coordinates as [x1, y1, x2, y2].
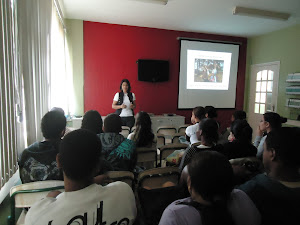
[137, 59, 169, 82]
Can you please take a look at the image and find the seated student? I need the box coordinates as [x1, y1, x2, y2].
[159, 151, 261, 225]
[231, 110, 247, 121]
[238, 127, 300, 225]
[24, 129, 137, 225]
[185, 106, 206, 145]
[127, 111, 157, 148]
[98, 113, 136, 172]
[19, 111, 66, 183]
[219, 119, 257, 160]
[81, 110, 103, 134]
[204, 105, 218, 120]
[179, 118, 221, 171]
[253, 112, 287, 158]
[218, 110, 247, 145]
[50, 107, 72, 137]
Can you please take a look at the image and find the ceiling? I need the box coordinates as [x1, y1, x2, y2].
[61, 0, 300, 37]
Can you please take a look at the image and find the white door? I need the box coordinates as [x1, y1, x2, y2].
[247, 62, 280, 136]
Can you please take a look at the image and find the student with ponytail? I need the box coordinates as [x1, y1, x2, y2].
[159, 151, 261, 225]
[179, 118, 221, 171]
[254, 112, 287, 158]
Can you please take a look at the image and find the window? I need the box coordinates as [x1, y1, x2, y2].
[254, 70, 274, 114]
[50, 0, 72, 115]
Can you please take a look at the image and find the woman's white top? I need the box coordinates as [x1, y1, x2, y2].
[185, 123, 200, 145]
[113, 92, 136, 117]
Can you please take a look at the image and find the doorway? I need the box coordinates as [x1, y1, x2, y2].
[247, 61, 280, 135]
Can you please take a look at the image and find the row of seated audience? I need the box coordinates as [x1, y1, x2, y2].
[18, 106, 300, 225]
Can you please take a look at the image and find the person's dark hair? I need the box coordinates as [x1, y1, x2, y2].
[193, 106, 206, 121]
[41, 111, 66, 139]
[59, 129, 101, 180]
[103, 113, 122, 133]
[188, 151, 234, 225]
[205, 106, 217, 118]
[199, 118, 219, 144]
[81, 110, 103, 134]
[50, 107, 65, 116]
[230, 119, 252, 142]
[232, 110, 246, 120]
[265, 127, 300, 168]
[119, 79, 131, 93]
[133, 111, 155, 147]
[263, 112, 287, 130]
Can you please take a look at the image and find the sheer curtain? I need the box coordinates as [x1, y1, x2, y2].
[1, 0, 71, 200]
[18, 0, 52, 144]
[0, 0, 23, 201]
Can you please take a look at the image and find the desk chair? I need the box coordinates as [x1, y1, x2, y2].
[8, 180, 64, 225]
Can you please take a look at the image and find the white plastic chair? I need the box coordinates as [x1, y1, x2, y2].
[8, 180, 64, 225]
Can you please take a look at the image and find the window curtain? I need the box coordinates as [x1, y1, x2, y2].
[18, 0, 52, 144]
[0, 0, 22, 193]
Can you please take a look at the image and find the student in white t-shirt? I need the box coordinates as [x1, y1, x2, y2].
[185, 106, 206, 145]
[25, 129, 137, 225]
[112, 79, 136, 130]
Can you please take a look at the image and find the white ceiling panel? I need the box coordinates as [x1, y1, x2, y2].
[62, 0, 300, 37]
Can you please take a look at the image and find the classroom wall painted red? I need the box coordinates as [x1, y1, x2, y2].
[83, 21, 247, 130]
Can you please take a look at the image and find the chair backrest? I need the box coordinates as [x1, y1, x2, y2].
[120, 126, 130, 137]
[171, 133, 185, 144]
[156, 134, 165, 149]
[229, 157, 264, 185]
[137, 167, 183, 225]
[157, 126, 177, 136]
[106, 171, 135, 189]
[159, 143, 188, 164]
[8, 180, 64, 225]
[178, 124, 190, 133]
[137, 167, 180, 189]
[136, 147, 158, 169]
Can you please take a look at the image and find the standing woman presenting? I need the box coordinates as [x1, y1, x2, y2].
[112, 79, 136, 129]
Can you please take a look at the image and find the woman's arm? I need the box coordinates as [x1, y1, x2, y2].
[112, 100, 125, 110]
[253, 126, 263, 147]
[130, 100, 136, 109]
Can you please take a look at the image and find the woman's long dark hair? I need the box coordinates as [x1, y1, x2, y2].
[199, 118, 219, 145]
[119, 79, 131, 93]
[230, 119, 252, 143]
[187, 151, 234, 225]
[133, 111, 154, 147]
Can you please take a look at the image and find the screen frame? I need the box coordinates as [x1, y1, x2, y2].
[177, 39, 240, 110]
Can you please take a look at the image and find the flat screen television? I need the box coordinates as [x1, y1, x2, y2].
[137, 59, 169, 82]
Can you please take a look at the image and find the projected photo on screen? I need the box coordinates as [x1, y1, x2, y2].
[187, 50, 232, 90]
[178, 40, 239, 109]
[194, 59, 224, 83]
